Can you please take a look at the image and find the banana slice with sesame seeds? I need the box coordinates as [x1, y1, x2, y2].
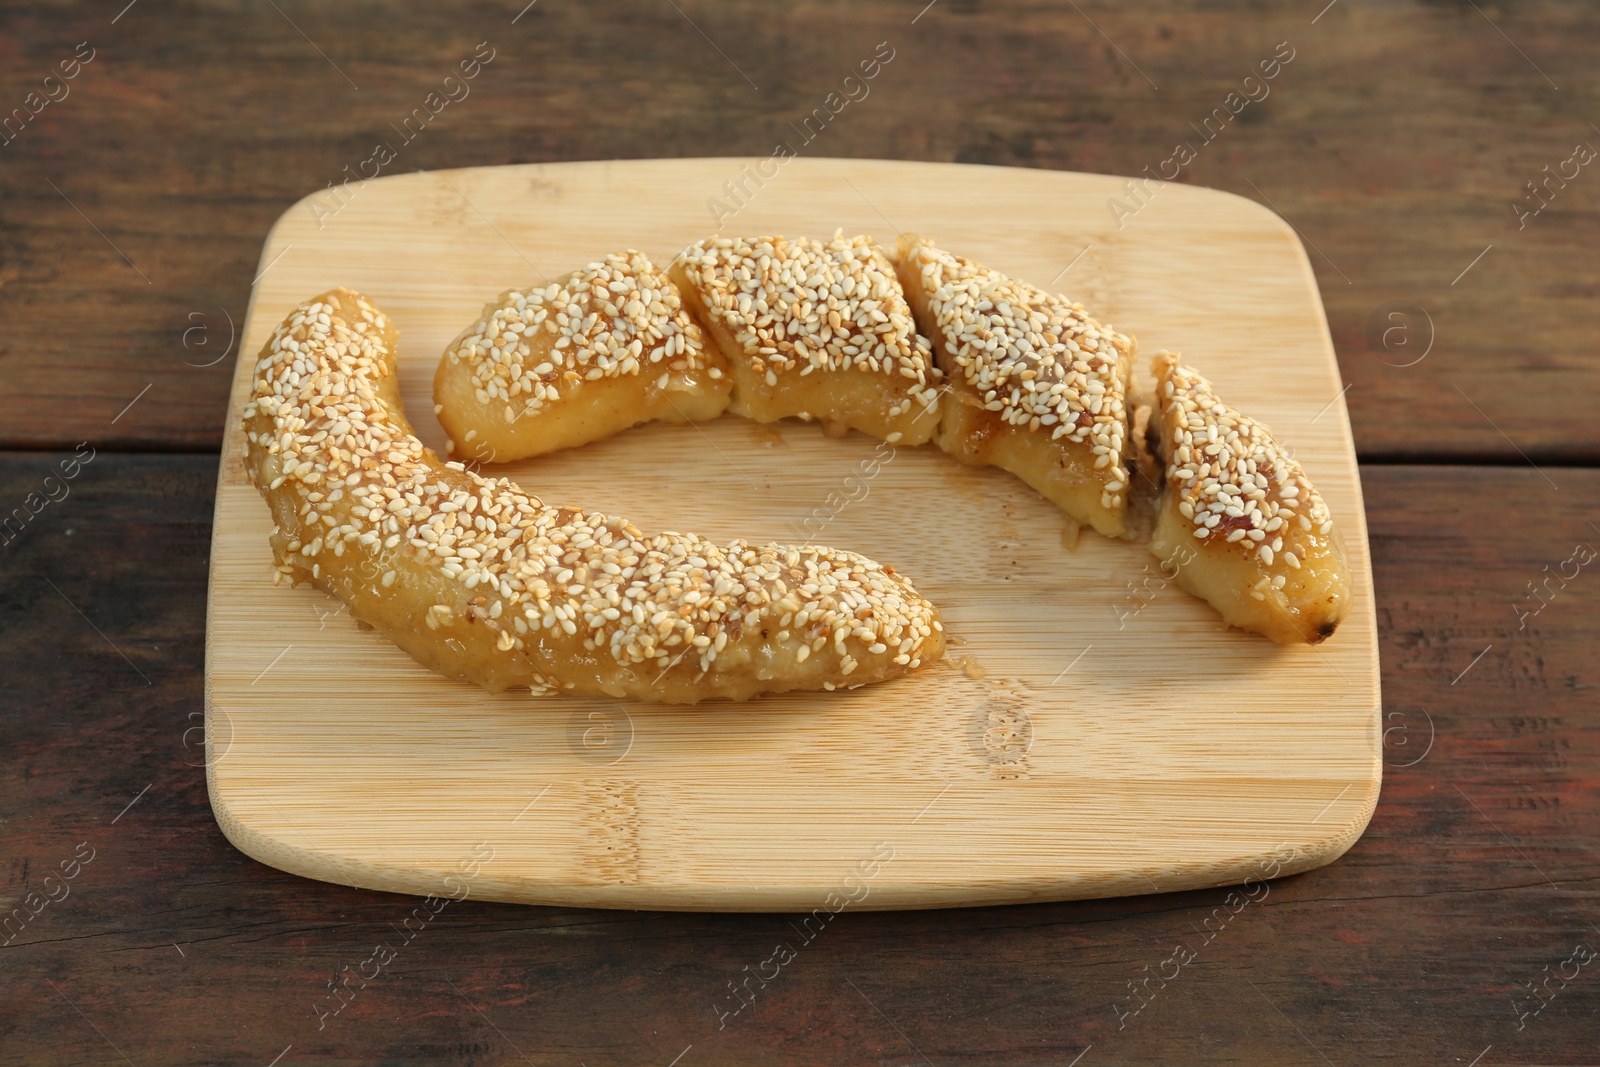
[243, 288, 945, 703]
[433, 250, 732, 463]
[894, 235, 1135, 540]
[670, 232, 945, 445]
[1149, 352, 1351, 644]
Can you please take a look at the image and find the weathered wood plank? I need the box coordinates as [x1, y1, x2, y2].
[1, 457, 1595, 1063]
[0, 1, 1594, 456]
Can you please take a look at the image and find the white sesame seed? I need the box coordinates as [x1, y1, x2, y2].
[676, 233, 941, 413]
[246, 288, 944, 700]
[1154, 352, 1335, 586]
[439, 251, 716, 440]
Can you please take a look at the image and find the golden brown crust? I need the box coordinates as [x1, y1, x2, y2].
[1149, 352, 1351, 644]
[672, 232, 944, 444]
[894, 235, 1134, 538]
[434, 251, 731, 463]
[244, 289, 945, 703]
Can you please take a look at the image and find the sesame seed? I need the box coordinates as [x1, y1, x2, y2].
[440, 250, 716, 436]
[1154, 352, 1338, 581]
[675, 232, 943, 417]
[898, 236, 1134, 527]
[244, 289, 943, 699]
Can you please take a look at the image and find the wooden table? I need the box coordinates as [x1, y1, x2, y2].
[2, 2, 1595, 1063]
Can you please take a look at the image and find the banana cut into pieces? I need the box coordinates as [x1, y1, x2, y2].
[243, 288, 945, 703]
[894, 234, 1135, 540]
[670, 232, 944, 446]
[1147, 352, 1351, 644]
[433, 250, 731, 463]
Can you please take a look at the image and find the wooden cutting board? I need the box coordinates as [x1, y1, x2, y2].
[205, 158, 1380, 911]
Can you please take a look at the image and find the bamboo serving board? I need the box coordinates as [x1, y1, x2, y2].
[205, 158, 1380, 911]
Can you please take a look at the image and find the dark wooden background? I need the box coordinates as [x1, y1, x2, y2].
[2, 1, 1596, 1063]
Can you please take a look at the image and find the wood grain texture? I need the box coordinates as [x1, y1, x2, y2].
[203, 158, 1379, 911]
[1, 1, 1596, 457]
[1, 0, 1595, 1061]
[2, 458, 1595, 1064]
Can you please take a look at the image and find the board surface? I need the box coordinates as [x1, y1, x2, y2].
[205, 158, 1380, 911]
